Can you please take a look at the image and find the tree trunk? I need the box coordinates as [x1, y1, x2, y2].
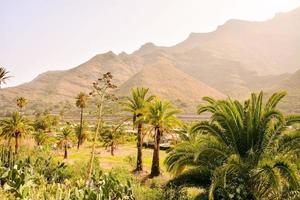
[111, 142, 114, 156]
[14, 134, 19, 154]
[77, 107, 83, 149]
[135, 123, 143, 172]
[64, 144, 68, 159]
[150, 127, 161, 177]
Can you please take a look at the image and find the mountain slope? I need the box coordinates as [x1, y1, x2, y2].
[268, 69, 300, 113]
[0, 52, 143, 108]
[172, 6, 300, 75]
[1, 6, 300, 113]
[117, 58, 225, 110]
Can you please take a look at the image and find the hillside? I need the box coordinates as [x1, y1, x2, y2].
[117, 58, 225, 110]
[268, 69, 300, 113]
[0, 52, 144, 111]
[1, 6, 300, 113]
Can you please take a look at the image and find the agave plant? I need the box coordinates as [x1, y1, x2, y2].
[165, 91, 300, 199]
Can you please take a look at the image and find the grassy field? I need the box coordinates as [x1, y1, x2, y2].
[51, 142, 170, 178]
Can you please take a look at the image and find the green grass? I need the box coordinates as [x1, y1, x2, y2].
[51, 142, 169, 176]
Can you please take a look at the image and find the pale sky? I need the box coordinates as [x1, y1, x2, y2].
[1, 0, 300, 87]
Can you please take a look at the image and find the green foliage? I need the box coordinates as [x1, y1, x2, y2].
[33, 113, 59, 132]
[0, 112, 32, 140]
[100, 121, 125, 156]
[123, 155, 136, 167]
[0, 112, 33, 153]
[0, 67, 11, 88]
[57, 126, 74, 146]
[0, 154, 135, 200]
[32, 130, 52, 146]
[0, 146, 16, 168]
[121, 87, 155, 126]
[32, 157, 71, 183]
[166, 91, 300, 199]
[0, 162, 36, 199]
[74, 121, 90, 146]
[145, 99, 181, 131]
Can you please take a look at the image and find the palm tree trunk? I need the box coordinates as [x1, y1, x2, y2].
[150, 127, 161, 177]
[64, 144, 68, 159]
[135, 123, 143, 172]
[111, 142, 114, 156]
[14, 134, 19, 154]
[77, 107, 83, 149]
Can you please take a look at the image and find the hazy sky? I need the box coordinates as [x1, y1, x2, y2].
[1, 0, 300, 87]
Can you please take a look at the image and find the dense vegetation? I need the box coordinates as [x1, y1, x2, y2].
[0, 68, 299, 199]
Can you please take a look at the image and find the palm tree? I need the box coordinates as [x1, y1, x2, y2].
[33, 130, 51, 146]
[74, 121, 89, 147]
[16, 96, 28, 110]
[0, 112, 32, 154]
[165, 92, 300, 199]
[75, 92, 88, 149]
[0, 67, 11, 88]
[57, 126, 74, 159]
[121, 87, 155, 172]
[175, 122, 200, 143]
[100, 122, 124, 156]
[146, 99, 180, 177]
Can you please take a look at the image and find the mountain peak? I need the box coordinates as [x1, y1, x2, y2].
[134, 42, 158, 55]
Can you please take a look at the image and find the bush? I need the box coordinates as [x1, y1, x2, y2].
[0, 153, 136, 200]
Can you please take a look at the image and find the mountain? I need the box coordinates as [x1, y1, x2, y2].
[0, 52, 144, 112]
[268, 69, 300, 113]
[117, 58, 225, 110]
[1, 7, 300, 114]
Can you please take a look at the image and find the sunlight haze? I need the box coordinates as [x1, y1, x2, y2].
[1, 0, 300, 87]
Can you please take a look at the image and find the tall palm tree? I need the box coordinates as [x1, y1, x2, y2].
[57, 126, 74, 159]
[16, 96, 28, 110]
[74, 121, 89, 147]
[75, 92, 88, 149]
[0, 112, 32, 154]
[121, 87, 155, 172]
[0, 67, 12, 88]
[146, 99, 180, 177]
[165, 92, 300, 199]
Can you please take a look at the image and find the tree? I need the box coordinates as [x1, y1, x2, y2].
[59, 100, 72, 122]
[74, 121, 89, 147]
[87, 72, 117, 179]
[165, 92, 300, 199]
[175, 122, 200, 143]
[57, 126, 74, 159]
[0, 112, 32, 154]
[121, 87, 155, 172]
[33, 113, 59, 133]
[146, 99, 180, 177]
[0, 67, 12, 88]
[33, 130, 51, 146]
[75, 92, 88, 149]
[100, 121, 125, 156]
[16, 97, 28, 110]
